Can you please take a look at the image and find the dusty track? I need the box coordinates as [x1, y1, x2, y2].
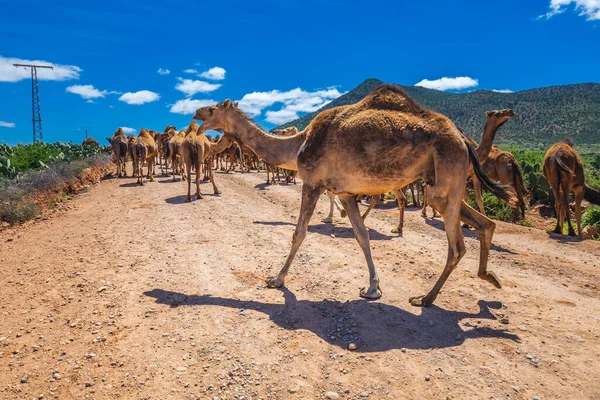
[1, 164, 599, 400]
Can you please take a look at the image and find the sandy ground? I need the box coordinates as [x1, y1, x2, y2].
[1, 163, 599, 400]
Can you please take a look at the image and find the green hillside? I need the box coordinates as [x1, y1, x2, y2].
[274, 79, 600, 145]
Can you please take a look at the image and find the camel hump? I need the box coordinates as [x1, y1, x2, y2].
[356, 84, 426, 114]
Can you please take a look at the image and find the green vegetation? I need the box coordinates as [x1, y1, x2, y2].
[0, 141, 110, 225]
[276, 79, 600, 145]
[582, 205, 600, 228]
[0, 142, 103, 181]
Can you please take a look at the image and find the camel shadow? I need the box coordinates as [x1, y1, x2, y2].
[143, 288, 519, 352]
[545, 231, 585, 243]
[308, 223, 395, 241]
[165, 195, 189, 204]
[157, 178, 181, 184]
[255, 182, 274, 191]
[253, 221, 296, 227]
[119, 182, 142, 188]
[424, 218, 517, 254]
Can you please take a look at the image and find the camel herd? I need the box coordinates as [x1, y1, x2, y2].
[108, 84, 600, 307]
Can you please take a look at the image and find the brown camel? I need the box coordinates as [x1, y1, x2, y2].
[168, 130, 186, 181]
[126, 135, 138, 177]
[466, 109, 525, 220]
[133, 128, 158, 185]
[181, 121, 232, 201]
[109, 128, 128, 177]
[160, 126, 176, 175]
[194, 85, 517, 307]
[543, 138, 587, 236]
[82, 137, 99, 147]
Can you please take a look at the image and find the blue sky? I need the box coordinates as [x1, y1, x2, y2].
[0, 0, 599, 145]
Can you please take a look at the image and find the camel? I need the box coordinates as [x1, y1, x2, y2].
[168, 130, 186, 181]
[82, 137, 99, 147]
[193, 85, 517, 307]
[465, 109, 526, 220]
[181, 121, 232, 201]
[126, 135, 138, 177]
[109, 128, 128, 177]
[543, 138, 600, 236]
[133, 128, 158, 185]
[160, 126, 176, 175]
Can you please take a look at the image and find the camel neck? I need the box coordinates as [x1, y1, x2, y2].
[232, 116, 305, 170]
[477, 119, 501, 162]
[210, 135, 232, 155]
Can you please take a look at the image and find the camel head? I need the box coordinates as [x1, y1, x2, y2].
[164, 125, 176, 133]
[485, 109, 515, 127]
[193, 99, 240, 133]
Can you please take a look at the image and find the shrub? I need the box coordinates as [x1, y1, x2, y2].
[467, 190, 514, 222]
[582, 205, 600, 228]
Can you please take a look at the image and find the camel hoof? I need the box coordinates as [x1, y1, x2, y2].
[340, 210, 347, 218]
[322, 217, 333, 224]
[568, 230, 577, 237]
[391, 227, 403, 234]
[214, 190, 222, 195]
[185, 197, 192, 203]
[197, 195, 203, 200]
[266, 276, 284, 288]
[553, 227, 562, 234]
[409, 295, 433, 307]
[479, 271, 502, 289]
[359, 286, 382, 300]
[421, 213, 427, 218]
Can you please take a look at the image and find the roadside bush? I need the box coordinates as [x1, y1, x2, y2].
[582, 206, 600, 228]
[467, 190, 514, 222]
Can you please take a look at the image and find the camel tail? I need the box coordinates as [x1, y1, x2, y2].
[464, 138, 519, 207]
[554, 156, 573, 176]
[584, 183, 600, 205]
[190, 143, 200, 174]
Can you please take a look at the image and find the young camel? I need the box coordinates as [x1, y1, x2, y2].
[181, 121, 232, 201]
[194, 85, 517, 307]
[169, 130, 186, 181]
[109, 128, 128, 177]
[133, 128, 158, 185]
[542, 138, 600, 236]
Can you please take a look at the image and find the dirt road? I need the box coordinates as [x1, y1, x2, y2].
[1, 164, 599, 400]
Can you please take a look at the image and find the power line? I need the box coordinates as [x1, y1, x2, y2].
[13, 63, 54, 143]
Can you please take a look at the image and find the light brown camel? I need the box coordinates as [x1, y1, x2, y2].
[193, 85, 517, 307]
[82, 137, 99, 147]
[181, 121, 232, 201]
[127, 135, 138, 177]
[543, 138, 588, 236]
[109, 128, 128, 177]
[133, 128, 157, 185]
[160, 126, 176, 175]
[168, 130, 186, 181]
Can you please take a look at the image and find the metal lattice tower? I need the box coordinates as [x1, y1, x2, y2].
[13, 63, 54, 142]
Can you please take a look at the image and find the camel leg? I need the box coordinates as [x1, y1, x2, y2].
[335, 196, 346, 218]
[458, 201, 501, 289]
[338, 195, 382, 299]
[562, 180, 576, 236]
[266, 185, 322, 289]
[361, 194, 381, 221]
[148, 158, 155, 182]
[421, 187, 428, 217]
[209, 161, 221, 195]
[196, 161, 203, 199]
[323, 190, 336, 223]
[410, 192, 467, 307]
[185, 161, 192, 202]
[574, 185, 584, 237]
[391, 189, 406, 234]
[473, 177, 486, 216]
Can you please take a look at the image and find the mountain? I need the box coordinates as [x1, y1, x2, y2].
[274, 79, 600, 145]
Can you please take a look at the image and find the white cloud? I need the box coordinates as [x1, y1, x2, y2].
[118, 90, 160, 105]
[121, 127, 137, 135]
[0, 121, 16, 128]
[492, 89, 514, 93]
[169, 98, 217, 115]
[237, 87, 343, 118]
[175, 78, 221, 97]
[415, 76, 479, 91]
[157, 68, 170, 75]
[0, 55, 82, 83]
[265, 109, 300, 124]
[199, 66, 226, 80]
[66, 84, 110, 99]
[86, 99, 95, 104]
[183, 68, 198, 74]
[539, 0, 600, 20]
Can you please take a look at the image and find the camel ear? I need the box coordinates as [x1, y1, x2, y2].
[233, 101, 239, 108]
[222, 99, 231, 108]
[485, 111, 493, 116]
